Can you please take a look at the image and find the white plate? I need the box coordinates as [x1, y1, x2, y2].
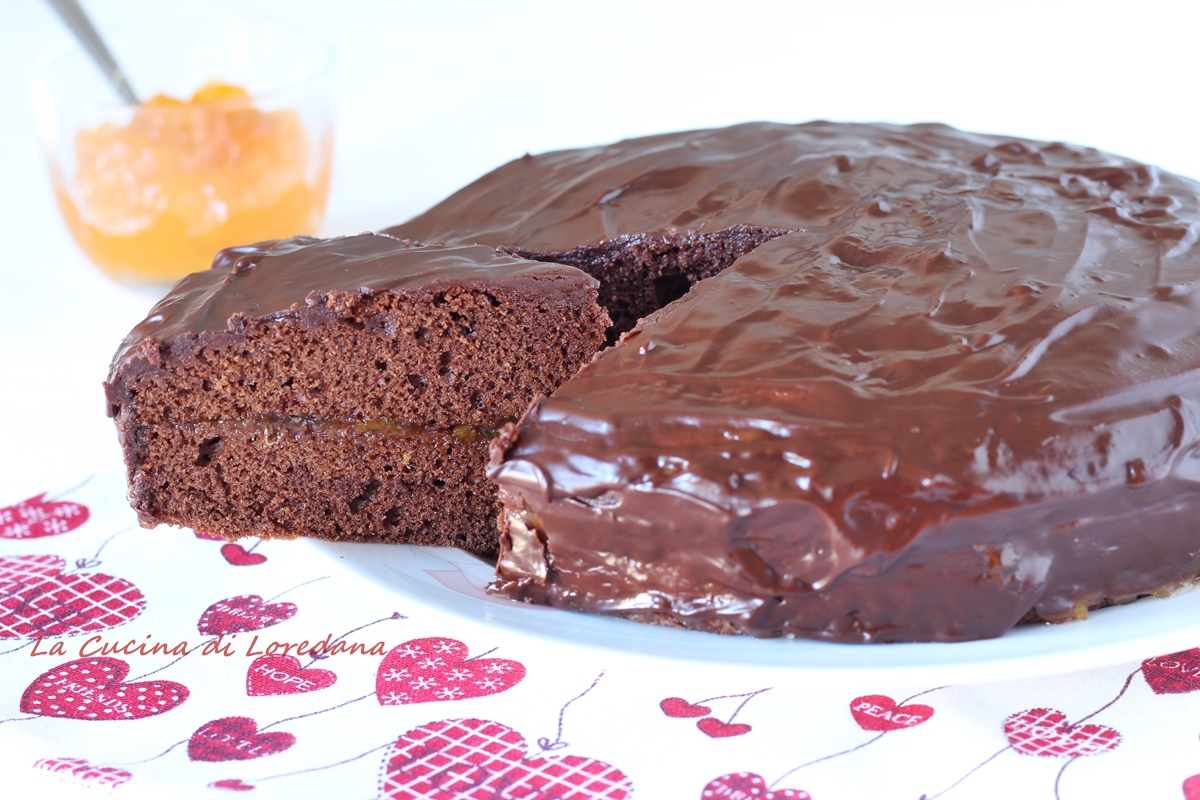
[311, 539, 1200, 684]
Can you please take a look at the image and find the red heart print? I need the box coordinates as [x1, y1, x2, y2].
[21, 657, 188, 720]
[701, 772, 811, 799]
[0, 554, 72, 583]
[246, 654, 336, 696]
[221, 543, 267, 566]
[660, 697, 711, 718]
[1003, 708, 1121, 757]
[381, 717, 632, 799]
[0, 494, 89, 539]
[1142, 648, 1200, 694]
[189, 716, 296, 762]
[849, 694, 935, 732]
[0, 555, 144, 639]
[33, 757, 131, 788]
[198, 595, 297, 635]
[1184, 773, 1200, 800]
[212, 778, 256, 791]
[195, 530, 225, 541]
[697, 718, 753, 738]
[376, 637, 524, 705]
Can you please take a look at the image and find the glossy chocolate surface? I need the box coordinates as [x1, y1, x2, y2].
[399, 121, 1200, 642]
[109, 233, 592, 378]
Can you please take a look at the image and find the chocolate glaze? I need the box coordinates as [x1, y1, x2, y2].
[398, 121, 1200, 642]
[108, 233, 593, 382]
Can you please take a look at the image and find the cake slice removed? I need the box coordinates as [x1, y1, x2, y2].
[104, 233, 609, 552]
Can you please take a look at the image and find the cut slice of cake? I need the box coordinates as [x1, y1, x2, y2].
[104, 233, 609, 552]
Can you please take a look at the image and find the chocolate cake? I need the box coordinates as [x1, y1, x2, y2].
[388, 121, 1200, 642]
[104, 233, 608, 552]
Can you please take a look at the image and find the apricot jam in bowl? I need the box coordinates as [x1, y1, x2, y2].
[33, 18, 333, 285]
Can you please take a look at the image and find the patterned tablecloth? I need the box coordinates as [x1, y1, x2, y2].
[8, 3, 1200, 798]
[2, 468, 1200, 800]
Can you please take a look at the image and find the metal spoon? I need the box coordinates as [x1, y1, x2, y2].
[44, 0, 139, 104]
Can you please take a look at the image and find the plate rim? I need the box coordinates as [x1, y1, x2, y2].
[311, 538, 1200, 684]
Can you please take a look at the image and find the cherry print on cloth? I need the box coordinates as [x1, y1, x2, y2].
[0, 554, 144, 638]
[663, 687, 770, 739]
[211, 778, 256, 791]
[0, 494, 89, 539]
[198, 594, 297, 635]
[1003, 708, 1121, 757]
[1183, 773, 1200, 800]
[21, 656, 188, 720]
[376, 637, 524, 705]
[849, 694, 935, 731]
[700, 772, 810, 799]
[195, 531, 225, 541]
[189, 716, 296, 762]
[221, 543, 267, 566]
[246, 654, 336, 696]
[697, 718, 753, 738]
[32, 757, 131, 789]
[1142, 648, 1200, 694]
[380, 717, 631, 799]
[660, 697, 712, 718]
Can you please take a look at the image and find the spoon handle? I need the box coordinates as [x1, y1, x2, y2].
[45, 0, 139, 104]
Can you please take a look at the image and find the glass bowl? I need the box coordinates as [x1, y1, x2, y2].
[32, 17, 334, 286]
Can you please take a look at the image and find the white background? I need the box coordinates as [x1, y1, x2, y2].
[2, 0, 1199, 497]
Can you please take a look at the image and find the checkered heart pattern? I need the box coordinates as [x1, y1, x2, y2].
[380, 718, 632, 800]
[0, 554, 144, 638]
[1003, 708, 1121, 757]
[0, 553, 67, 582]
[32, 757, 131, 788]
[701, 772, 811, 800]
